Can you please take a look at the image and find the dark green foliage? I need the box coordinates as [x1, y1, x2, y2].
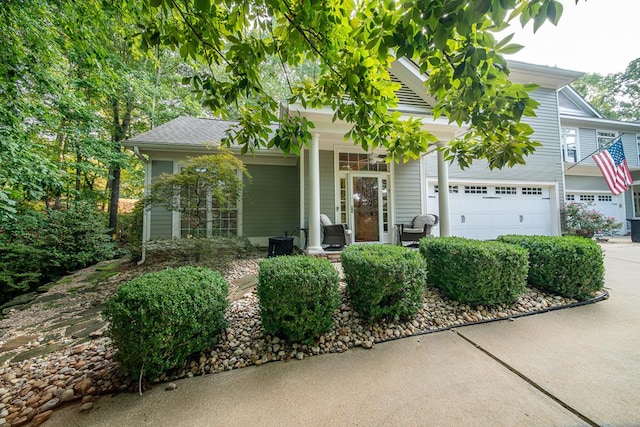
[145, 236, 257, 271]
[497, 235, 604, 300]
[419, 237, 528, 306]
[342, 244, 426, 320]
[118, 200, 144, 262]
[257, 256, 340, 344]
[40, 202, 116, 277]
[0, 202, 115, 304]
[105, 266, 229, 379]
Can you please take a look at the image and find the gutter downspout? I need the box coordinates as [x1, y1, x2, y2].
[133, 146, 150, 265]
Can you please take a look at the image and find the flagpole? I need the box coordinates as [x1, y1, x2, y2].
[566, 133, 626, 170]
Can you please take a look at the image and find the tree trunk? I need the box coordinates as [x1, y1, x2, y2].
[107, 96, 133, 239]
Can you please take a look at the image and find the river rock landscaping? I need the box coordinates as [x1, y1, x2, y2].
[0, 255, 605, 426]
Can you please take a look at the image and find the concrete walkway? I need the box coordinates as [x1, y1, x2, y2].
[48, 239, 640, 426]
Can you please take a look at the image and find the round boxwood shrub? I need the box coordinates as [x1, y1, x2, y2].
[419, 237, 528, 305]
[105, 266, 229, 379]
[342, 244, 426, 320]
[497, 235, 604, 300]
[258, 256, 340, 344]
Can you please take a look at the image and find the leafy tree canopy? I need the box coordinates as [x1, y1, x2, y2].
[573, 57, 640, 122]
[138, 0, 574, 169]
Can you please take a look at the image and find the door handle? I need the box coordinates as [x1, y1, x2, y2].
[519, 215, 523, 223]
[461, 215, 465, 223]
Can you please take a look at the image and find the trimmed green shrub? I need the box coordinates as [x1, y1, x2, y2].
[497, 235, 604, 300]
[258, 256, 340, 344]
[105, 266, 229, 379]
[419, 237, 528, 305]
[342, 244, 426, 320]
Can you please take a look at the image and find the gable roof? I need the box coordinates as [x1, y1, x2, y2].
[558, 86, 603, 119]
[123, 117, 236, 148]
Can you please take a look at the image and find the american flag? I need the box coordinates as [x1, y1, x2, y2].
[592, 138, 633, 195]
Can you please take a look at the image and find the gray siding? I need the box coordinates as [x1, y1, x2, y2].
[558, 92, 590, 117]
[243, 164, 299, 237]
[564, 175, 610, 192]
[149, 160, 174, 239]
[572, 130, 638, 168]
[303, 150, 335, 223]
[427, 88, 564, 192]
[394, 159, 422, 223]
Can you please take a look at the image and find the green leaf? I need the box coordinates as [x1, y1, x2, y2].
[500, 43, 524, 55]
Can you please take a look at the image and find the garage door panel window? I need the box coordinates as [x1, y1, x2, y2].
[434, 185, 459, 193]
[598, 195, 613, 202]
[464, 186, 488, 194]
[579, 194, 595, 202]
[566, 194, 575, 202]
[495, 186, 517, 195]
[522, 187, 543, 195]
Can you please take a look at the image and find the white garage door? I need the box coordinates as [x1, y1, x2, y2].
[566, 193, 626, 234]
[428, 184, 553, 240]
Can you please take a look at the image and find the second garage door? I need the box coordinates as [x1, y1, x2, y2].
[428, 184, 553, 240]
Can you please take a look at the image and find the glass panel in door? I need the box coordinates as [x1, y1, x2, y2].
[352, 176, 379, 242]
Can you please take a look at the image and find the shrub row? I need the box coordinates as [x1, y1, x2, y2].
[0, 202, 115, 304]
[497, 235, 604, 300]
[258, 256, 340, 344]
[105, 266, 229, 379]
[341, 244, 426, 319]
[419, 237, 529, 305]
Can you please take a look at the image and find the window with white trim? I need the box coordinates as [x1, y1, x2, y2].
[597, 130, 617, 150]
[179, 167, 239, 238]
[561, 128, 578, 163]
[636, 134, 640, 165]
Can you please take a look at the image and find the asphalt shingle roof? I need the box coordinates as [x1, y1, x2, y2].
[124, 117, 237, 146]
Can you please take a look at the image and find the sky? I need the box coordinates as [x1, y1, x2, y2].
[502, 0, 640, 75]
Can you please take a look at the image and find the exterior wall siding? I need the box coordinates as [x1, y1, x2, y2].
[394, 159, 422, 224]
[243, 164, 299, 237]
[149, 160, 174, 240]
[426, 88, 564, 193]
[564, 175, 610, 192]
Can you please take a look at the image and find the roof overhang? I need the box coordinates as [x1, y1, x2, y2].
[507, 61, 583, 89]
[560, 115, 640, 132]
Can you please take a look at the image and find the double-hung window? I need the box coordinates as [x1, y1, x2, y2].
[596, 130, 617, 150]
[561, 127, 578, 163]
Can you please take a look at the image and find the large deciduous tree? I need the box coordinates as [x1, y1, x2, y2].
[573, 57, 640, 122]
[138, 0, 574, 169]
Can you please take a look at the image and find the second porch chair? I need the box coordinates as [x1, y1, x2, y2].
[396, 214, 439, 247]
[320, 214, 352, 249]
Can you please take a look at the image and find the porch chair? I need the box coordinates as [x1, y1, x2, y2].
[320, 214, 352, 249]
[396, 214, 439, 247]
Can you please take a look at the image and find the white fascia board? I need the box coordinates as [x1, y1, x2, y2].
[560, 115, 640, 132]
[507, 61, 583, 89]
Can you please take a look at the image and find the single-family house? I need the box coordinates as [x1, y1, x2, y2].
[123, 59, 640, 253]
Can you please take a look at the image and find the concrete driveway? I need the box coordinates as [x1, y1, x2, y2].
[48, 240, 640, 426]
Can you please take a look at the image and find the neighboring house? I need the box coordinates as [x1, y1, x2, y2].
[123, 59, 640, 253]
[557, 86, 640, 235]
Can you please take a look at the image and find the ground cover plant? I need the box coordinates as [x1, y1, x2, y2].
[257, 256, 340, 344]
[342, 244, 426, 320]
[420, 237, 528, 305]
[497, 235, 604, 300]
[105, 266, 229, 380]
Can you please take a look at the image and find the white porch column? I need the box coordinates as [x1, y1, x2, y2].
[437, 146, 451, 237]
[307, 133, 324, 254]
